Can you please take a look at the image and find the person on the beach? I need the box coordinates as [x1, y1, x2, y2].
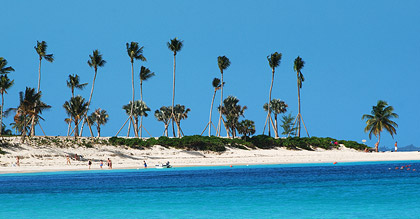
[107, 158, 112, 169]
[66, 155, 71, 165]
[375, 142, 379, 152]
[100, 160, 103, 169]
[75, 154, 78, 161]
[88, 160, 92, 169]
[144, 161, 147, 168]
[395, 141, 398, 152]
[16, 156, 20, 167]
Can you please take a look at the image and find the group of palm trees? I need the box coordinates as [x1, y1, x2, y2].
[0, 39, 399, 149]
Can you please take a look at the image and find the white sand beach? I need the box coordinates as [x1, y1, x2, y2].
[0, 136, 419, 174]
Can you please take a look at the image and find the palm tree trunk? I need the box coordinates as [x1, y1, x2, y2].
[376, 132, 381, 152]
[140, 80, 143, 138]
[140, 116, 143, 139]
[0, 93, 3, 136]
[177, 122, 181, 138]
[164, 123, 169, 137]
[74, 118, 79, 138]
[274, 114, 279, 138]
[267, 69, 275, 137]
[172, 54, 176, 137]
[129, 61, 138, 138]
[97, 126, 101, 137]
[37, 58, 42, 92]
[297, 73, 301, 138]
[217, 71, 224, 137]
[80, 69, 97, 136]
[208, 90, 217, 137]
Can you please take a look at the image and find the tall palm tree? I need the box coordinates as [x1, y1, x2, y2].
[123, 100, 150, 138]
[206, 78, 222, 136]
[66, 74, 88, 98]
[294, 56, 305, 137]
[63, 95, 88, 138]
[264, 99, 287, 138]
[217, 56, 231, 137]
[362, 100, 398, 152]
[139, 66, 154, 137]
[126, 42, 146, 137]
[155, 106, 171, 137]
[8, 87, 51, 141]
[0, 75, 14, 135]
[172, 104, 190, 138]
[80, 49, 106, 136]
[167, 37, 183, 137]
[219, 96, 247, 138]
[88, 108, 109, 137]
[34, 41, 54, 92]
[265, 52, 282, 137]
[0, 57, 15, 74]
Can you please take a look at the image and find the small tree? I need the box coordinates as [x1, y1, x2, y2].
[281, 113, 297, 136]
[155, 106, 171, 137]
[238, 119, 256, 140]
[88, 108, 109, 137]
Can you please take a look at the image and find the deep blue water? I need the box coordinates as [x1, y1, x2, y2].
[1, 161, 420, 218]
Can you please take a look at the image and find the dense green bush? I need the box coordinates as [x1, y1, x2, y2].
[108, 135, 366, 152]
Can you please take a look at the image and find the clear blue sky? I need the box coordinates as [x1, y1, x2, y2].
[1, 0, 419, 148]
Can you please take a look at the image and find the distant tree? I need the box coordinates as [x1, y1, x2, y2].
[217, 56, 231, 137]
[219, 96, 247, 138]
[0, 75, 14, 136]
[171, 104, 190, 138]
[263, 99, 288, 138]
[206, 78, 222, 136]
[1, 123, 12, 135]
[167, 37, 183, 137]
[0, 57, 15, 74]
[66, 74, 88, 98]
[80, 49, 106, 136]
[7, 87, 51, 141]
[123, 100, 150, 138]
[280, 113, 297, 136]
[63, 96, 88, 138]
[88, 108, 109, 137]
[238, 119, 256, 139]
[265, 52, 282, 137]
[155, 106, 172, 137]
[294, 56, 305, 137]
[34, 41, 54, 92]
[362, 100, 398, 152]
[126, 42, 146, 137]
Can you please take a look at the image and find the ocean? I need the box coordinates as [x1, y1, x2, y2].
[1, 161, 420, 218]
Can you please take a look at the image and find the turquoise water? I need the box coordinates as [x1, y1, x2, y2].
[1, 161, 420, 218]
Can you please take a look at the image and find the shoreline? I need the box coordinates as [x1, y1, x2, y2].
[1, 136, 420, 175]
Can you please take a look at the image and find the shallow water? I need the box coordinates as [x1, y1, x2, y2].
[1, 161, 420, 218]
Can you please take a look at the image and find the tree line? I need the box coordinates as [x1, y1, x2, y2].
[1, 39, 398, 149]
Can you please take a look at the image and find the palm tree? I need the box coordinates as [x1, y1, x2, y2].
[155, 106, 172, 137]
[219, 96, 247, 138]
[139, 66, 155, 137]
[167, 37, 183, 137]
[0, 57, 15, 74]
[172, 104, 190, 138]
[126, 42, 146, 137]
[217, 56, 231, 137]
[34, 41, 54, 92]
[88, 108, 109, 137]
[63, 95, 88, 138]
[280, 113, 297, 136]
[80, 49, 106, 136]
[362, 100, 398, 152]
[238, 119, 256, 139]
[10, 114, 30, 137]
[263, 99, 287, 138]
[123, 100, 150, 138]
[265, 52, 282, 137]
[294, 56, 305, 137]
[66, 74, 88, 98]
[8, 87, 51, 141]
[204, 78, 222, 136]
[0, 75, 14, 136]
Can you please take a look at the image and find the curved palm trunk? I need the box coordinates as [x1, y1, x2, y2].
[297, 73, 301, 138]
[171, 54, 176, 137]
[30, 58, 43, 137]
[376, 132, 381, 152]
[0, 93, 3, 136]
[140, 80, 143, 138]
[80, 69, 97, 136]
[267, 68, 275, 137]
[208, 90, 217, 137]
[217, 71, 224, 137]
[129, 61, 138, 138]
